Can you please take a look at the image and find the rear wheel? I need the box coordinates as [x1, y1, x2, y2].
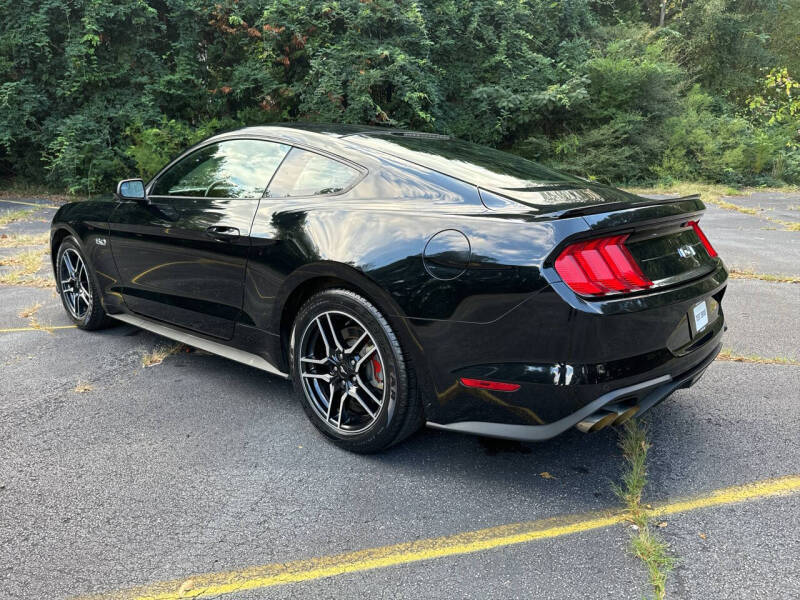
[292, 289, 422, 453]
[56, 237, 110, 330]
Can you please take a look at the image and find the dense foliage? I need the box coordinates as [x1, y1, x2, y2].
[1, 0, 798, 193]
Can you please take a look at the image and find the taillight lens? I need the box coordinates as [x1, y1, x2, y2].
[555, 234, 652, 297]
[688, 221, 717, 257]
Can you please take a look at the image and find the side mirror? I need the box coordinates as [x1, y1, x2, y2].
[116, 179, 146, 201]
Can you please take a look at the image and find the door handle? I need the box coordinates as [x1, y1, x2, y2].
[206, 226, 240, 240]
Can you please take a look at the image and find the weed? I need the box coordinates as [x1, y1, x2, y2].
[717, 349, 799, 366]
[631, 527, 675, 599]
[17, 301, 43, 319]
[728, 268, 800, 284]
[0, 248, 53, 288]
[0, 232, 49, 248]
[615, 420, 675, 600]
[141, 343, 185, 367]
[0, 208, 38, 226]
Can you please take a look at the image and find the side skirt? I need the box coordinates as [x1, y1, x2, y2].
[109, 312, 290, 379]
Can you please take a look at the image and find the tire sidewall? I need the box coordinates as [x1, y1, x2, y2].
[291, 290, 409, 451]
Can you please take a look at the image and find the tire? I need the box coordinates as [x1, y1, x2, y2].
[55, 236, 111, 330]
[291, 288, 423, 453]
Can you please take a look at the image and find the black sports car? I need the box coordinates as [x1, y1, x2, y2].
[51, 124, 726, 452]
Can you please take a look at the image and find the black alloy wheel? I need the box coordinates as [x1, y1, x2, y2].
[292, 289, 422, 453]
[56, 237, 110, 330]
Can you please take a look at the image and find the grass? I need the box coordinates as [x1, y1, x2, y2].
[0, 247, 53, 288]
[141, 343, 185, 368]
[0, 232, 49, 248]
[708, 197, 759, 216]
[17, 301, 43, 319]
[0, 207, 38, 227]
[631, 528, 675, 598]
[717, 349, 800, 366]
[614, 420, 675, 600]
[23, 314, 58, 333]
[728, 268, 800, 284]
[0, 248, 45, 271]
[625, 183, 800, 231]
[0, 274, 53, 288]
[16, 301, 60, 333]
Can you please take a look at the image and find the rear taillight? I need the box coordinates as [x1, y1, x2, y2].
[688, 221, 717, 257]
[555, 234, 652, 297]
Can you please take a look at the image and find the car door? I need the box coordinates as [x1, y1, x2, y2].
[243, 147, 365, 334]
[108, 138, 290, 339]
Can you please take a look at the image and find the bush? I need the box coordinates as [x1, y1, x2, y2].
[541, 27, 685, 183]
[0, 0, 798, 192]
[657, 86, 796, 184]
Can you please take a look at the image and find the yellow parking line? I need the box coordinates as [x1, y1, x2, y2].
[651, 475, 800, 517]
[0, 325, 76, 333]
[76, 474, 800, 600]
[0, 198, 60, 209]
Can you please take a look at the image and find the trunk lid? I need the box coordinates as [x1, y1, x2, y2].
[576, 194, 718, 288]
[624, 221, 717, 287]
[508, 187, 720, 292]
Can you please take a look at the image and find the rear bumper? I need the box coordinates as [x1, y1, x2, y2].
[411, 261, 727, 437]
[427, 339, 720, 441]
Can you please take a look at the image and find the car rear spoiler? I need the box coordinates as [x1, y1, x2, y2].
[547, 194, 702, 219]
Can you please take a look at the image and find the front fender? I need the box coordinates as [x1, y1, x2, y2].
[50, 199, 123, 312]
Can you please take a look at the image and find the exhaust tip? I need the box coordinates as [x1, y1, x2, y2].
[576, 404, 641, 433]
[590, 411, 619, 432]
[613, 405, 640, 426]
[576, 410, 617, 433]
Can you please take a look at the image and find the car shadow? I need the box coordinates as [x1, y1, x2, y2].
[117, 330, 715, 514]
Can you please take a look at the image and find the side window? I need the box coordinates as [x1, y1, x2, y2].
[266, 148, 360, 197]
[151, 139, 290, 198]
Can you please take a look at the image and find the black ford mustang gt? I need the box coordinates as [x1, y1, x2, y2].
[51, 124, 726, 452]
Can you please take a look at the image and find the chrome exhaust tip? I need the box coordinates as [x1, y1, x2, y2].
[612, 405, 640, 426]
[602, 403, 641, 426]
[576, 410, 618, 433]
[576, 404, 640, 433]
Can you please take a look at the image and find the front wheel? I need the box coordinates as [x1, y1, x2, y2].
[56, 237, 111, 330]
[291, 289, 423, 453]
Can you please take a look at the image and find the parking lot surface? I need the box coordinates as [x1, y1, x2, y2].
[1, 192, 798, 599]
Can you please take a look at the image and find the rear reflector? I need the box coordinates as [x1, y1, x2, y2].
[460, 378, 521, 392]
[555, 234, 652, 297]
[688, 221, 717, 257]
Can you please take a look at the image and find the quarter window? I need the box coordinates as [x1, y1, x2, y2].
[266, 148, 360, 197]
[151, 139, 290, 198]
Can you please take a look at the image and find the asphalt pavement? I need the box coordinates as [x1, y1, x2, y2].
[0, 191, 798, 599]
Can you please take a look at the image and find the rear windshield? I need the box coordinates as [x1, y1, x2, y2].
[349, 134, 582, 188]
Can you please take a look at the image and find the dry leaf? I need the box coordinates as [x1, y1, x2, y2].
[699, 533, 707, 539]
[539, 471, 555, 479]
[656, 521, 668, 528]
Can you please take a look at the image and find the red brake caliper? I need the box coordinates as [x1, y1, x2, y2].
[370, 356, 383, 386]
